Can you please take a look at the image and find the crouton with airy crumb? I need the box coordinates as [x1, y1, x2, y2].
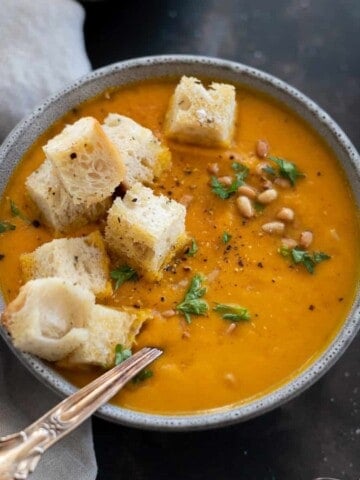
[102, 113, 171, 188]
[164, 76, 236, 148]
[1, 278, 91, 362]
[43, 116, 126, 206]
[105, 183, 188, 280]
[62, 306, 152, 368]
[20, 231, 112, 300]
[26, 159, 111, 233]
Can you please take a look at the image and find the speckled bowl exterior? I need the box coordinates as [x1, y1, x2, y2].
[0, 55, 359, 431]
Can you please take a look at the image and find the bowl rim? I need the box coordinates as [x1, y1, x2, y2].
[0, 54, 359, 431]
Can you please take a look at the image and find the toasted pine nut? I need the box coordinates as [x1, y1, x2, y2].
[276, 207, 295, 222]
[182, 330, 191, 339]
[262, 221, 285, 235]
[179, 194, 193, 207]
[207, 162, 219, 175]
[218, 176, 232, 186]
[256, 139, 269, 158]
[255, 162, 270, 176]
[236, 195, 254, 218]
[162, 309, 176, 318]
[299, 230, 313, 248]
[183, 265, 192, 272]
[226, 322, 237, 334]
[281, 237, 298, 249]
[257, 188, 278, 204]
[330, 228, 340, 241]
[274, 177, 291, 188]
[237, 184, 257, 199]
[224, 373, 236, 385]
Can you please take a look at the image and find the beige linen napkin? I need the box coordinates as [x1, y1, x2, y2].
[0, 0, 97, 478]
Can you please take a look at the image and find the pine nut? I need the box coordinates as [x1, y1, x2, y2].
[281, 237, 298, 249]
[226, 322, 237, 334]
[276, 207, 295, 222]
[236, 196, 254, 218]
[255, 162, 270, 176]
[179, 194, 193, 207]
[218, 176, 232, 186]
[299, 230, 313, 248]
[261, 221, 285, 235]
[162, 309, 176, 318]
[257, 188, 278, 204]
[256, 139, 269, 158]
[274, 177, 291, 188]
[207, 162, 219, 175]
[237, 184, 257, 199]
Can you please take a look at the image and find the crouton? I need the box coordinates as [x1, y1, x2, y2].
[63, 306, 152, 368]
[1, 278, 90, 362]
[102, 113, 171, 188]
[164, 76, 236, 148]
[26, 159, 111, 233]
[105, 183, 188, 279]
[43, 116, 126, 205]
[20, 231, 112, 300]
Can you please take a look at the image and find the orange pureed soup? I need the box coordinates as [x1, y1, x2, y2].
[0, 79, 359, 414]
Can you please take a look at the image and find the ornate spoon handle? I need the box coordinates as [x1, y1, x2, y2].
[0, 347, 162, 480]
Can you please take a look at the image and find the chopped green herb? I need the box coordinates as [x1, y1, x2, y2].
[221, 232, 232, 244]
[176, 274, 209, 323]
[114, 344, 132, 366]
[268, 156, 304, 186]
[132, 369, 153, 384]
[9, 199, 31, 224]
[211, 165, 249, 199]
[279, 246, 331, 274]
[253, 202, 265, 213]
[213, 303, 251, 322]
[0, 221, 16, 233]
[187, 239, 198, 257]
[262, 165, 276, 176]
[110, 265, 138, 290]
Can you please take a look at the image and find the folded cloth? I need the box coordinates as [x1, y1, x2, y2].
[0, 0, 91, 141]
[0, 0, 97, 479]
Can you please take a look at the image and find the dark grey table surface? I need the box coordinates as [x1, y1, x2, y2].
[79, 1, 360, 479]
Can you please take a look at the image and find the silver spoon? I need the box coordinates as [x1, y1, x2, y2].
[0, 347, 162, 480]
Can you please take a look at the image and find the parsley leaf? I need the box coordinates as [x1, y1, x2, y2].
[262, 165, 276, 176]
[176, 274, 209, 323]
[114, 346, 154, 383]
[187, 239, 198, 257]
[213, 303, 251, 322]
[210, 165, 249, 199]
[279, 247, 331, 274]
[268, 156, 304, 186]
[132, 369, 153, 384]
[110, 265, 138, 290]
[0, 221, 16, 233]
[9, 199, 31, 223]
[114, 344, 132, 366]
[221, 232, 232, 244]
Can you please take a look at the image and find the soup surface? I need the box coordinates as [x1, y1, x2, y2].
[0, 80, 359, 414]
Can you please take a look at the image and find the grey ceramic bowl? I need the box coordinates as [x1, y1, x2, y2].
[0, 55, 359, 431]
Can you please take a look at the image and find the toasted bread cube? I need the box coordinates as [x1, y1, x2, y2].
[26, 159, 111, 233]
[164, 76, 236, 148]
[43, 116, 126, 205]
[1, 278, 90, 362]
[105, 183, 188, 279]
[20, 231, 112, 300]
[102, 113, 171, 188]
[63, 307, 152, 368]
